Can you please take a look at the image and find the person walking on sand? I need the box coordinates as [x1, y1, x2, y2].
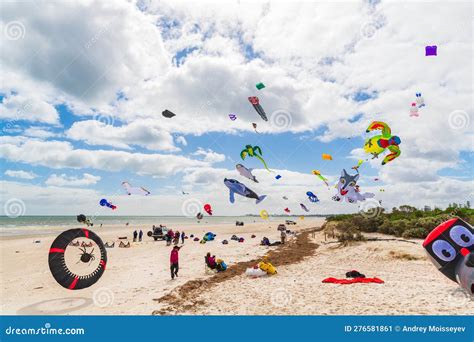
[170, 246, 181, 280]
[280, 230, 287, 244]
[133, 230, 138, 242]
[138, 230, 143, 242]
[174, 231, 180, 245]
[181, 231, 185, 244]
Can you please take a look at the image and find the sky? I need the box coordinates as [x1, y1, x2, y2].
[0, 0, 472, 216]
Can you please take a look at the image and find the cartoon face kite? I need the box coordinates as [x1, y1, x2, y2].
[423, 218, 473, 295]
[332, 169, 374, 204]
[363, 121, 401, 165]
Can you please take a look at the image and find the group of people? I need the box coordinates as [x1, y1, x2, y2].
[133, 230, 143, 242]
[165, 229, 186, 246]
[205, 252, 227, 272]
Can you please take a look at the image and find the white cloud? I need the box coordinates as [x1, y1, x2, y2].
[192, 148, 226, 163]
[23, 126, 60, 139]
[66, 120, 179, 151]
[45, 173, 101, 187]
[4, 170, 38, 180]
[0, 136, 215, 177]
[0, 93, 59, 125]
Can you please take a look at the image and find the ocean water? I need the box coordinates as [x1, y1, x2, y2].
[0, 215, 315, 237]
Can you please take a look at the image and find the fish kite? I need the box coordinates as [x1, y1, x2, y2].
[224, 178, 266, 204]
[240, 145, 271, 172]
[100, 199, 116, 210]
[322, 153, 333, 161]
[122, 182, 151, 196]
[204, 204, 213, 215]
[236, 164, 258, 183]
[306, 191, 319, 203]
[260, 210, 269, 219]
[363, 121, 401, 165]
[300, 203, 309, 212]
[248, 96, 268, 121]
[162, 110, 176, 118]
[312, 170, 329, 187]
[332, 169, 375, 204]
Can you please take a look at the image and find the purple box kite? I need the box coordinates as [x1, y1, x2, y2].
[425, 45, 437, 56]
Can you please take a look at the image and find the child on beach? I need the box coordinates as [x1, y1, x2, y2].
[170, 246, 181, 280]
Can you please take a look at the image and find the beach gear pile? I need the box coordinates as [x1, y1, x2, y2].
[246, 259, 277, 277]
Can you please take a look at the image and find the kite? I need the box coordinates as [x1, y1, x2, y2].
[260, 210, 269, 220]
[204, 204, 213, 215]
[423, 218, 474, 295]
[363, 121, 401, 165]
[306, 191, 319, 203]
[256, 82, 265, 90]
[229, 114, 237, 121]
[332, 169, 375, 204]
[77, 214, 93, 226]
[300, 203, 309, 212]
[122, 182, 151, 196]
[196, 212, 204, 220]
[49, 228, 107, 290]
[282, 196, 288, 200]
[240, 145, 271, 172]
[284, 208, 291, 214]
[374, 178, 379, 181]
[162, 110, 176, 118]
[275, 175, 282, 180]
[322, 153, 333, 161]
[182, 191, 190, 195]
[312, 170, 329, 187]
[410, 103, 419, 117]
[416, 93, 425, 108]
[351, 160, 364, 171]
[425, 45, 437, 56]
[100, 199, 116, 210]
[248, 96, 268, 121]
[379, 189, 385, 192]
[299, 216, 305, 220]
[224, 178, 266, 204]
[252, 122, 259, 133]
[236, 164, 258, 183]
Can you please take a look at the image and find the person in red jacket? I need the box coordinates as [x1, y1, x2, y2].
[170, 246, 181, 279]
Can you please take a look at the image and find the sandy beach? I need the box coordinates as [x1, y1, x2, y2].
[1, 217, 472, 316]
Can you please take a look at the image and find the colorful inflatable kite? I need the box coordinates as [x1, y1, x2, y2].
[252, 123, 259, 133]
[224, 178, 266, 204]
[122, 182, 151, 196]
[312, 170, 329, 187]
[240, 145, 271, 171]
[306, 191, 319, 203]
[332, 169, 375, 204]
[322, 153, 333, 161]
[236, 164, 258, 183]
[300, 203, 309, 212]
[248, 96, 268, 121]
[260, 210, 269, 219]
[363, 121, 401, 165]
[351, 160, 364, 171]
[196, 212, 204, 220]
[204, 204, 213, 215]
[425, 45, 437, 56]
[416, 93, 425, 108]
[100, 199, 116, 210]
[423, 218, 473, 295]
[49, 228, 107, 290]
[410, 103, 419, 117]
[229, 114, 237, 121]
[284, 208, 291, 214]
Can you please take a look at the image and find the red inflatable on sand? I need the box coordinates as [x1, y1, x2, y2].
[322, 277, 384, 285]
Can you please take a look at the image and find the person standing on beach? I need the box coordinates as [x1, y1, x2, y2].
[133, 230, 138, 242]
[174, 231, 180, 245]
[181, 231, 185, 244]
[281, 230, 287, 244]
[138, 230, 143, 242]
[170, 246, 181, 280]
